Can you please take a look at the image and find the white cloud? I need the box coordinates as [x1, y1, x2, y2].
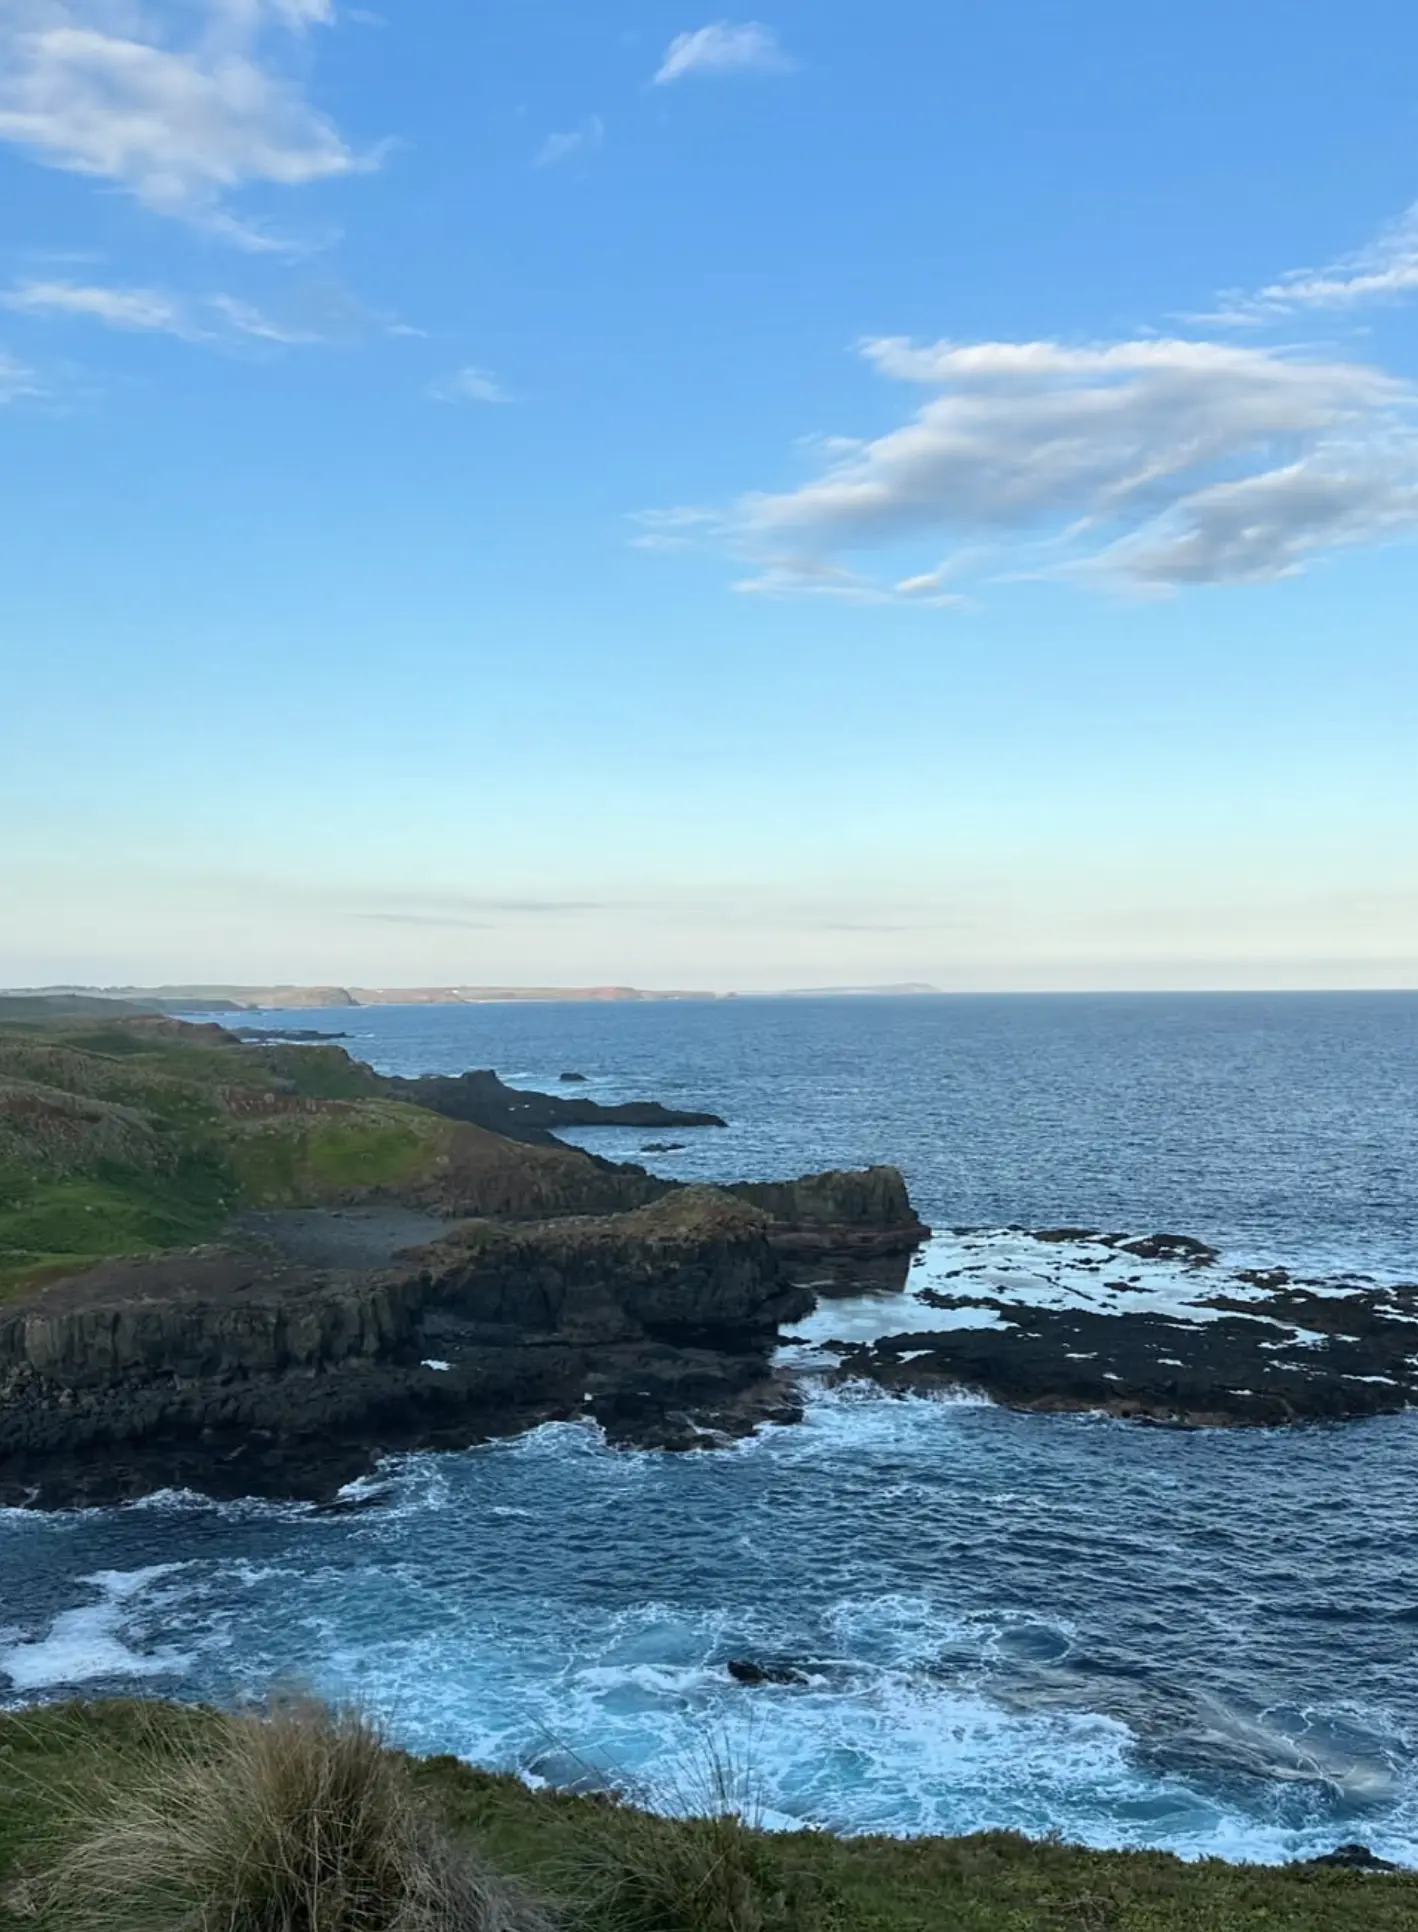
[714, 336, 1418, 597]
[1211, 202, 1418, 322]
[428, 365, 511, 405]
[2, 276, 363, 345]
[536, 115, 603, 167]
[2, 277, 196, 333]
[627, 505, 722, 551]
[206, 291, 323, 341]
[0, 350, 44, 401]
[654, 21, 791, 83]
[0, 2, 366, 239]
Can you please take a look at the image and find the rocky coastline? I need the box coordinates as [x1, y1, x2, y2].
[0, 1172, 923, 1508]
[801, 1225, 1418, 1429]
[2, 1008, 1412, 1512]
[0, 1008, 929, 1506]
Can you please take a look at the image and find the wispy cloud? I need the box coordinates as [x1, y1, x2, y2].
[665, 335, 1418, 600]
[428, 365, 512, 405]
[654, 20, 791, 83]
[627, 506, 722, 552]
[0, 350, 44, 401]
[1209, 202, 1418, 323]
[207, 292, 323, 342]
[0, 1, 371, 243]
[354, 913, 496, 931]
[2, 278, 197, 335]
[4, 276, 411, 348]
[536, 115, 604, 167]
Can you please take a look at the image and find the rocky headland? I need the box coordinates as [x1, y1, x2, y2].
[2, 1007, 1411, 1510]
[0, 1009, 925, 1505]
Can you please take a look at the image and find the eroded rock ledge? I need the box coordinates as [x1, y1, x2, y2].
[812, 1226, 1418, 1428]
[0, 1175, 923, 1508]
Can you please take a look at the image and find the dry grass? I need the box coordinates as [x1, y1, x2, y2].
[23, 1700, 552, 1932]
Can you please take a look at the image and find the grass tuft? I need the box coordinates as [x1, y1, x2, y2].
[21, 1700, 552, 1932]
[556, 1739, 842, 1932]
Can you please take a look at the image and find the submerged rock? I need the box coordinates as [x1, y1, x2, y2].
[726, 1659, 808, 1686]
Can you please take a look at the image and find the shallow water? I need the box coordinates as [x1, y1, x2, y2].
[3, 994, 1417, 1861]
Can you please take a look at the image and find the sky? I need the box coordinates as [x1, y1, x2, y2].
[2, 0, 1417, 993]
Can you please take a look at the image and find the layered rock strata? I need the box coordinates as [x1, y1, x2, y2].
[0, 1187, 892, 1507]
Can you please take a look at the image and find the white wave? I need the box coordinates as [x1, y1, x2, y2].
[0, 1565, 194, 1692]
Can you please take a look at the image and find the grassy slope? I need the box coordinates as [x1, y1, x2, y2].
[0, 1019, 442, 1298]
[0, 1702, 1410, 1932]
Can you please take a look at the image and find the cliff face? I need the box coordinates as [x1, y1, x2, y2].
[724, 1167, 929, 1293]
[0, 1252, 421, 1386]
[0, 1188, 835, 1506]
[726, 1166, 923, 1234]
[0, 1011, 932, 1506]
[417, 1190, 811, 1345]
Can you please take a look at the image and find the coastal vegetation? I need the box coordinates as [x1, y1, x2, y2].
[0, 1014, 642, 1298]
[0, 1700, 1411, 1931]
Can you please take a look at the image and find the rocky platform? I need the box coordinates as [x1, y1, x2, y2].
[0, 1180, 904, 1507]
[792, 1226, 1418, 1427]
[0, 1009, 929, 1505]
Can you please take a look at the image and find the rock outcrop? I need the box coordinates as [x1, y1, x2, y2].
[0, 1009, 930, 1505]
[826, 1272, 1418, 1426]
[726, 1167, 929, 1293]
[0, 1190, 827, 1506]
[378, 1067, 727, 1145]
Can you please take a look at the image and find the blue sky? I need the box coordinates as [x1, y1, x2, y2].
[2, 0, 1417, 991]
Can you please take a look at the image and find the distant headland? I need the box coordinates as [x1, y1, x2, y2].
[3, 983, 943, 1013]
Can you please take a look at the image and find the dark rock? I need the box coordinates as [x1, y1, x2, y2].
[0, 1190, 815, 1507]
[727, 1168, 930, 1295]
[726, 1659, 808, 1686]
[828, 1276, 1418, 1429]
[559, 1071, 589, 1083]
[1302, 1845, 1399, 1872]
[382, 1067, 727, 1145]
[235, 1027, 350, 1042]
[1108, 1232, 1217, 1264]
[640, 1141, 686, 1153]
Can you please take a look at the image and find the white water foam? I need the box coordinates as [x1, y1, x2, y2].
[0, 1566, 194, 1692]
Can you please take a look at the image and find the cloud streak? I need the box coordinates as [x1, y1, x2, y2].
[654, 21, 791, 83]
[0, 1, 368, 241]
[1, 277, 356, 345]
[2, 279, 196, 334]
[1212, 202, 1418, 321]
[0, 350, 44, 401]
[698, 335, 1418, 598]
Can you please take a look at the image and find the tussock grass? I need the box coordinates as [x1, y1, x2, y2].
[553, 1737, 842, 1932]
[21, 1700, 551, 1932]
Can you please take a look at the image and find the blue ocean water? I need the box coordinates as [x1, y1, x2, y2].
[3, 994, 1418, 1862]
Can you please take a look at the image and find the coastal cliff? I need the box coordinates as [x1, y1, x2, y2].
[0, 1191, 822, 1505]
[0, 1011, 925, 1504]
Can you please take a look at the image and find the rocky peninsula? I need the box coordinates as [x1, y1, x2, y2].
[0, 1009, 925, 1505]
[2, 1008, 1411, 1510]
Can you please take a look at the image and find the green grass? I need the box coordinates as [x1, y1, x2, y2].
[222, 1104, 448, 1205]
[0, 1158, 233, 1299]
[0, 1019, 460, 1290]
[0, 1702, 1410, 1932]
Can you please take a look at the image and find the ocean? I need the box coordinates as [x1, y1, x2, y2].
[3, 992, 1417, 1862]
